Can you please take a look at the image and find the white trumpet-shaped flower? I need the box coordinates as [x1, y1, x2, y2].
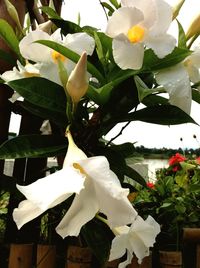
[105, 0, 176, 70]
[109, 215, 160, 268]
[155, 63, 192, 114]
[13, 131, 137, 239]
[19, 28, 95, 85]
[155, 46, 200, 115]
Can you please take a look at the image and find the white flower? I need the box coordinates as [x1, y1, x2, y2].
[1, 60, 40, 102]
[1, 60, 40, 82]
[184, 46, 200, 87]
[13, 131, 137, 238]
[155, 46, 200, 115]
[19, 29, 95, 85]
[105, 0, 176, 70]
[155, 63, 192, 114]
[109, 215, 160, 268]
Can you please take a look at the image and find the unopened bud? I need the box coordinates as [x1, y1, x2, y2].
[172, 0, 185, 20]
[186, 13, 200, 40]
[4, 0, 23, 32]
[66, 52, 88, 104]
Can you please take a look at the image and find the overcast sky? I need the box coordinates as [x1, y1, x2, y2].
[10, 0, 200, 149]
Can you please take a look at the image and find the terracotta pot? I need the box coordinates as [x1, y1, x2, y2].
[8, 243, 33, 268]
[159, 251, 182, 268]
[36, 244, 56, 268]
[66, 245, 92, 268]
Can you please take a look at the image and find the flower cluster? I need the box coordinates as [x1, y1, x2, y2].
[133, 152, 200, 251]
[0, 0, 200, 267]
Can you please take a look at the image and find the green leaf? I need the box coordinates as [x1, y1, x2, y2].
[106, 105, 197, 126]
[40, 6, 62, 19]
[108, 0, 120, 8]
[21, 101, 67, 127]
[0, 48, 16, 66]
[125, 165, 147, 187]
[192, 88, 200, 104]
[0, 19, 22, 62]
[177, 19, 187, 49]
[134, 75, 157, 102]
[50, 18, 82, 35]
[101, 2, 115, 14]
[143, 47, 192, 71]
[8, 77, 66, 113]
[36, 40, 105, 84]
[81, 219, 112, 265]
[0, 135, 67, 159]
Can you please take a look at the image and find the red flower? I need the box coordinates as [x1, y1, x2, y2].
[196, 157, 200, 164]
[147, 182, 154, 188]
[168, 153, 186, 166]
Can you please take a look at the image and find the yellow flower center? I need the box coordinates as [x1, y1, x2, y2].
[73, 163, 86, 175]
[127, 25, 145, 43]
[24, 72, 40, 78]
[51, 50, 66, 63]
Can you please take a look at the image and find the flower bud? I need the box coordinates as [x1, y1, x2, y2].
[172, 0, 185, 20]
[66, 52, 88, 104]
[186, 13, 200, 40]
[4, 0, 23, 32]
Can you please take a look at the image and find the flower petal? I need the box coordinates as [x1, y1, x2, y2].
[155, 63, 192, 114]
[121, 0, 156, 29]
[13, 200, 43, 229]
[149, 0, 173, 34]
[56, 177, 99, 238]
[109, 234, 127, 261]
[78, 156, 137, 227]
[16, 166, 85, 210]
[64, 33, 95, 56]
[39, 62, 61, 85]
[112, 39, 144, 70]
[128, 216, 160, 263]
[106, 7, 144, 38]
[145, 34, 176, 58]
[19, 30, 51, 62]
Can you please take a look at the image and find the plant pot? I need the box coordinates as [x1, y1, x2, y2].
[159, 250, 182, 268]
[36, 244, 56, 268]
[8, 243, 33, 268]
[66, 245, 92, 268]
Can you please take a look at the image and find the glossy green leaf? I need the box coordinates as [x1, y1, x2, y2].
[8, 77, 66, 113]
[143, 47, 191, 71]
[192, 88, 200, 104]
[36, 40, 105, 83]
[0, 19, 22, 61]
[0, 48, 16, 66]
[21, 101, 67, 127]
[125, 165, 147, 187]
[81, 219, 112, 265]
[40, 6, 62, 19]
[0, 135, 67, 159]
[50, 18, 82, 34]
[177, 19, 187, 49]
[105, 105, 197, 126]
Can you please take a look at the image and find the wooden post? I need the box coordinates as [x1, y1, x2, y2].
[66, 246, 92, 268]
[36, 244, 56, 268]
[8, 243, 33, 268]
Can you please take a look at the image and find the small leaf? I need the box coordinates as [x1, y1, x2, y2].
[40, 6, 62, 19]
[125, 165, 147, 187]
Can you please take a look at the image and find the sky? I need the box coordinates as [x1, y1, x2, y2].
[9, 0, 200, 149]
